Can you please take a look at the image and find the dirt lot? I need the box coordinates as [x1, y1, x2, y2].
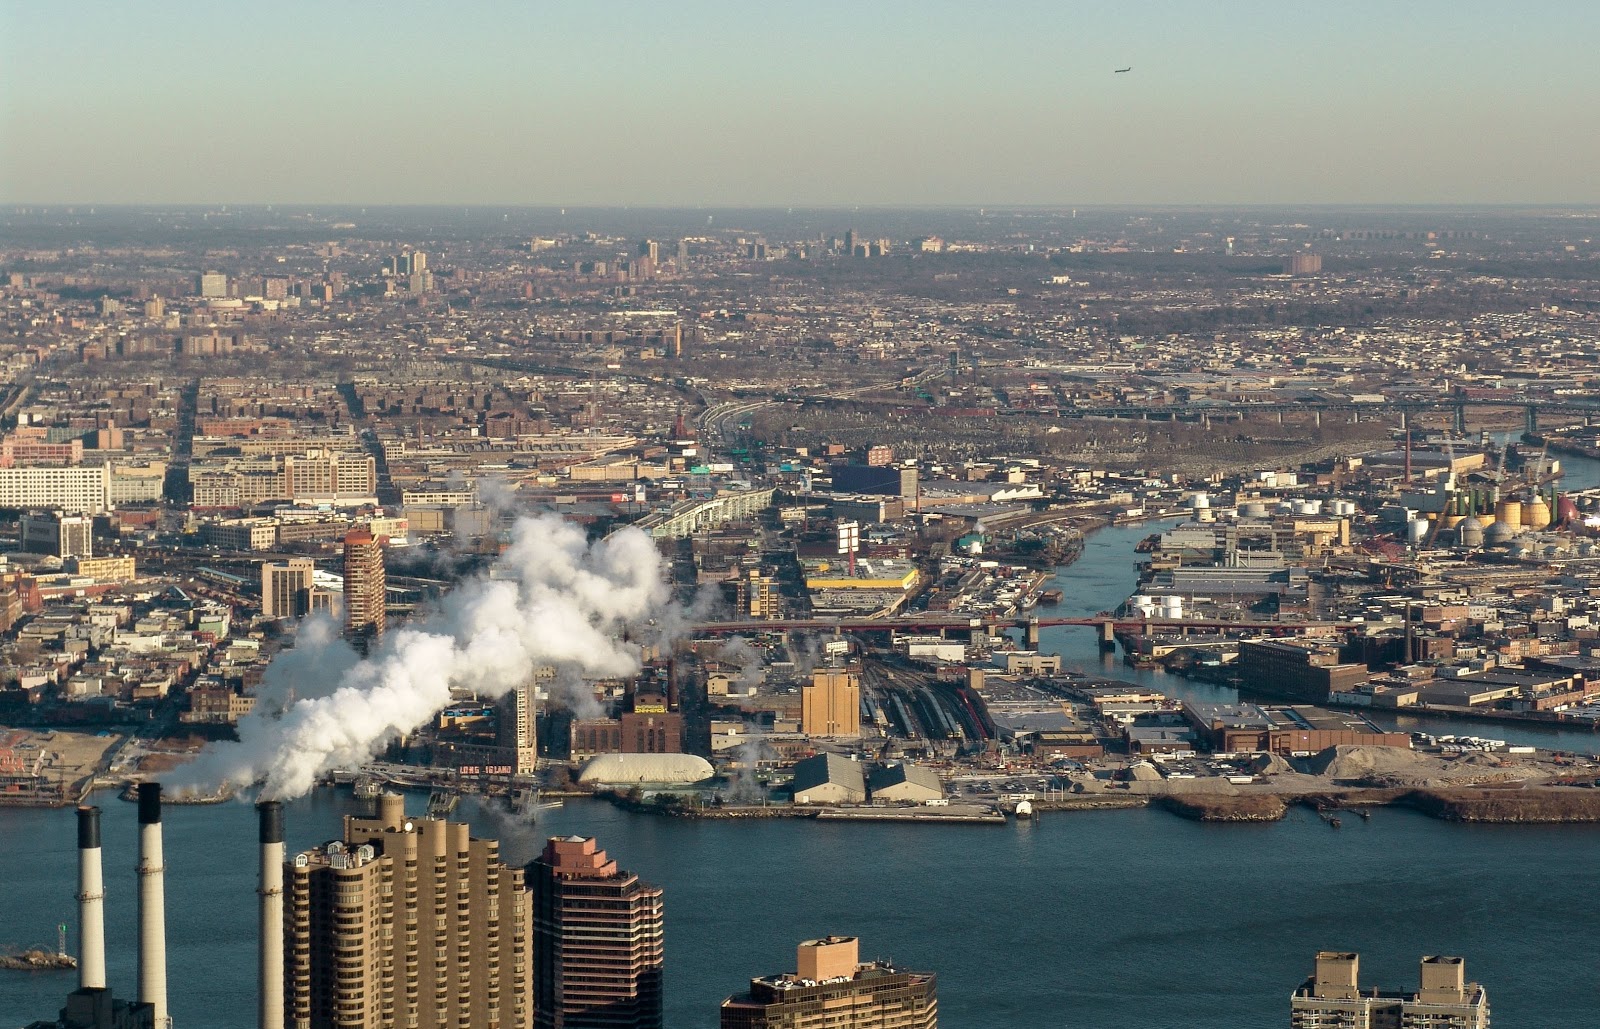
[0, 728, 124, 799]
[1078, 745, 1596, 799]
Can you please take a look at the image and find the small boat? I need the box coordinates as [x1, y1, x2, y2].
[1329, 817, 1342, 829]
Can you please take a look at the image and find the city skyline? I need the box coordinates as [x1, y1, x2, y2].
[5, 2, 1600, 207]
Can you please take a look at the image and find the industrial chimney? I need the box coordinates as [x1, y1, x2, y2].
[136, 782, 170, 1028]
[258, 801, 285, 1029]
[75, 805, 106, 992]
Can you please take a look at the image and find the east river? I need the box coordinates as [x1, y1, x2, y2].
[5, 456, 1600, 1027]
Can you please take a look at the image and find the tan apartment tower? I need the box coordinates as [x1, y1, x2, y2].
[285, 793, 534, 1029]
[720, 936, 938, 1029]
[1290, 951, 1489, 1028]
[802, 668, 860, 737]
[342, 529, 385, 646]
[261, 558, 316, 621]
[529, 836, 664, 1029]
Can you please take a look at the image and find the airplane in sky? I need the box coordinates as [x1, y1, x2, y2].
[1114, 66, 1132, 73]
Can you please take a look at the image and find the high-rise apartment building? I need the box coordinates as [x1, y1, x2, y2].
[529, 836, 664, 1029]
[802, 668, 860, 737]
[342, 529, 385, 645]
[261, 558, 316, 621]
[1290, 952, 1489, 1028]
[198, 271, 228, 298]
[500, 684, 538, 775]
[720, 936, 937, 1029]
[286, 794, 533, 1029]
[1286, 253, 1323, 275]
[638, 240, 659, 263]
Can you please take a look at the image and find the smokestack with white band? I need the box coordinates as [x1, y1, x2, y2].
[137, 782, 170, 1027]
[76, 805, 106, 992]
[258, 801, 285, 1029]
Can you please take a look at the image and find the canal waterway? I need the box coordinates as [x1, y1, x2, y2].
[4, 451, 1600, 1027]
[1042, 444, 1600, 757]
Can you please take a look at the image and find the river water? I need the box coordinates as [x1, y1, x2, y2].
[5, 455, 1600, 1028]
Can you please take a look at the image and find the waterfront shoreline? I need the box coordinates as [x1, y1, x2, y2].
[599, 784, 1600, 827]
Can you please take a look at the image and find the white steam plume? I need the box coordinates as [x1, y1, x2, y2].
[174, 515, 672, 800]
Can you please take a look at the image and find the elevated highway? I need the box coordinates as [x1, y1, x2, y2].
[692, 614, 1357, 648]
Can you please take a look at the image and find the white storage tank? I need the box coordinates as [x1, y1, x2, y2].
[1331, 500, 1357, 517]
[1240, 501, 1269, 519]
[1406, 518, 1430, 545]
[1160, 596, 1184, 618]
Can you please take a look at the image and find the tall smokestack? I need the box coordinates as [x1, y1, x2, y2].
[258, 801, 285, 1029]
[136, 783, 169, 1028]
[76, 806, 106, 992]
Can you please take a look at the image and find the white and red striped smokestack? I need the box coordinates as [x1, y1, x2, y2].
[258, 800, 285, 1029]
[75, 805, 106, 992]
[136, 782, 170, 1028]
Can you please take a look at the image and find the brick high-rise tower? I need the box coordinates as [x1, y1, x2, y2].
[342, 528, 385, 647]
[529, 836, 664, 1029]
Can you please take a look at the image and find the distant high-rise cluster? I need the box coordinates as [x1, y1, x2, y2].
[842, 229, 891, 258]
[386, 249, 432, 292]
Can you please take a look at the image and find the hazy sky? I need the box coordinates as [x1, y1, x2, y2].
[4, 1, 1598, 206]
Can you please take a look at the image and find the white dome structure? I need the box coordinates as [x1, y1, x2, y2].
[577, 753, 714, 785]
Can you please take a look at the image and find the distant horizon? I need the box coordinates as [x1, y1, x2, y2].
[9, 200, 1600, 213]
[6, 2, 1600, 207]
